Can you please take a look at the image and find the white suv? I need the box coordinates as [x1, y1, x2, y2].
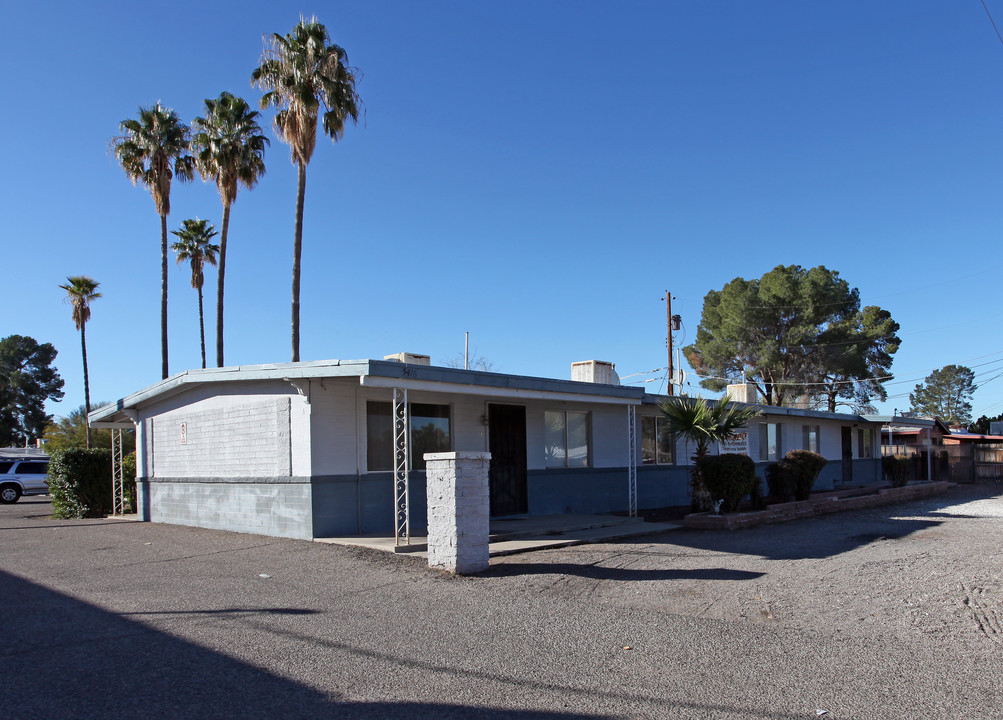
[0, 458, 50, 503]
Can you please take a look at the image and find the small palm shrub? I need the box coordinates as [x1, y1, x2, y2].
[697, 453, 758, 513]
[48, 449, 114, 519]
[882, 455, 910, 488]
[785, 450, 827, 501]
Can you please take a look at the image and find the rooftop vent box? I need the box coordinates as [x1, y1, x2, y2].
[725, 383, 759, 404]
[571, 360, 620, 385]
[384, 353, 431, 366]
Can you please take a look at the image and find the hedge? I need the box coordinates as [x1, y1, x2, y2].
[48, 449, 136, 519]
[697, 453, 758, 513]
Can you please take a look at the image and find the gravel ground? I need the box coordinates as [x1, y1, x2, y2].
[2, 484, 1001, 719]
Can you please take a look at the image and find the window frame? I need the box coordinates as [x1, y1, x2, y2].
[545, 409, 592, 468]
[760, 422, 782, 462]
[366, 400, 452, 472]
[802, 425, 820, 454]
[641, 415, 675, 465]
[858, 428, 873, 459]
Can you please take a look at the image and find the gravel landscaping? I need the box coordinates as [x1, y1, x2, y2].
[2, 484, 1000, 719]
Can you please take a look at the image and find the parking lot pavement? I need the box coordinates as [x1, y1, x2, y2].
[2, 486, 1001, 720]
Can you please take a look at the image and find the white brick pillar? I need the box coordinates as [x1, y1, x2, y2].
[425, 451, 491, 574]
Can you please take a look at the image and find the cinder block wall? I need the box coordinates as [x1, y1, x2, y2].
[151, 397, 292, 477]
[149, 480, 313, 539]
[142, 392, 313, 539]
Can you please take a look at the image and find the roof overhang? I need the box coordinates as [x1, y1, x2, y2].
[89, 358, 645, 426]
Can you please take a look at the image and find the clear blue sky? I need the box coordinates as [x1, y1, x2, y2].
[5, 1, 1003, 423]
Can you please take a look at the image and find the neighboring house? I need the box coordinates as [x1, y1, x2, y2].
[941, 431, 1003, 445]
[90, 357, 885, 541]
[877, 417, 951, 454]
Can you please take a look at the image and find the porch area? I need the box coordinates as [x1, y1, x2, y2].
[315, 512, 682, 557]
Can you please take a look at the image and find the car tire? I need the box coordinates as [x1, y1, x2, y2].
[0, 483, 22, 504]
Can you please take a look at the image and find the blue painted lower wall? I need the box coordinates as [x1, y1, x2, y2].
[311, 472, 428, 537]
[528, 466, 692, 515]
[309, 458, 885, 537]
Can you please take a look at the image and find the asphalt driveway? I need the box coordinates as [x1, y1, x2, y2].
[2, 485, 1000, 719]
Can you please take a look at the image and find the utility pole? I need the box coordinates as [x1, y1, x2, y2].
[664, 291, 674, 396]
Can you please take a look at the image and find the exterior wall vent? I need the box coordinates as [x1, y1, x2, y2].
[571, 360, 620, 385]
[383, 352, 431, 366]
[725, 383, 759, 404]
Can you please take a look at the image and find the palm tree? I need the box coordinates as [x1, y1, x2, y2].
[191, 92, 268, 368]
[112, 103, 195, 379]
[252, 17, 361, 362]
[171, 219, 220, 369]
[58, 276, 101, 448]
[660, 397, 760, 512]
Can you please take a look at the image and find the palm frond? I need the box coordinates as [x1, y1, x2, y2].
[59, 276, 101, 330]
[251, 17, 361, 165]
[111, 103, 193, 215]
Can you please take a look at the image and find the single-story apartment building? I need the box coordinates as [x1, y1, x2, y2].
[90, 357, 885, 541]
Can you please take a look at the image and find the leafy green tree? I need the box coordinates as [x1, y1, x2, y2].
[969, 413, 1003, 434]
[909, 365, 976, 426]
[191, 92, 269, 367]
[0, 335, 65, 446]
[58, 276, 101, 447]
[808, 305, 900, 412]
[171, 219, 220, 368]
[684, 265, 899, 408]
[44, 404, 135, 455]
[659, 397, 759, 511]
[252, 17, 361, 362]
[112, 104, 195, 379]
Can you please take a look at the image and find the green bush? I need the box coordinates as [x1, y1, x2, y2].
[749, 475, 767, 510]
[882, 455, 910, 488]
[785, 450, 827, 501]
[48, 449, 114, 519]
[697, 453, 758, 513]
[765, 460, 796, 503]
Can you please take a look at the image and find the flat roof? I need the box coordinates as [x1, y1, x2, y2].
[89, 358, 647, 426]
[91, 357, 888, 427]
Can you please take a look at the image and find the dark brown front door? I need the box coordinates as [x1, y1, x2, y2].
[841, 426, 853, 485]
[488, 404, 528, 516]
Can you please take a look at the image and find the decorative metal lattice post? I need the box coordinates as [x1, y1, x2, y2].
[627, 405, 637, 517]
[111, 428, 126, 516]
[393, 387, 409, 544]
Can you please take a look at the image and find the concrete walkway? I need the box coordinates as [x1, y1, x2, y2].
[315, 513, 682, 557]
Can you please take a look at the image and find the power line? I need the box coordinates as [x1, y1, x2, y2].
[982, 0, 1003, 49]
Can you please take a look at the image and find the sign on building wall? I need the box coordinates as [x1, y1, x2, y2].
[180, 422, 187, 445]
[720, 431, 749, 456]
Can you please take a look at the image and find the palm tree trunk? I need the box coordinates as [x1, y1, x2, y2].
[215, 204, 230, 368]
[691, 440, 711, 512]
[160, 213, 169, 379]
[291, 161, 306, 363]
[198, 286, 206, 369]
[81, 323, 91, 449]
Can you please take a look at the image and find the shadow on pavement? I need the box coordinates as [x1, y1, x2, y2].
[635, 484, 1002, 561]
[0, 570, 613, 720]
[487, 563, 764, 582]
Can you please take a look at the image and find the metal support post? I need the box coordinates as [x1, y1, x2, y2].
[393, 387, 410, 544]
[111, 428, 125, 515]
[627, 405, 637, 517]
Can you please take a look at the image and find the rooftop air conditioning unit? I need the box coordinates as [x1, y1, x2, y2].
[383, 353, 431, 366]
[571, 360, 620, 386]
[725, 383, 759, 404]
